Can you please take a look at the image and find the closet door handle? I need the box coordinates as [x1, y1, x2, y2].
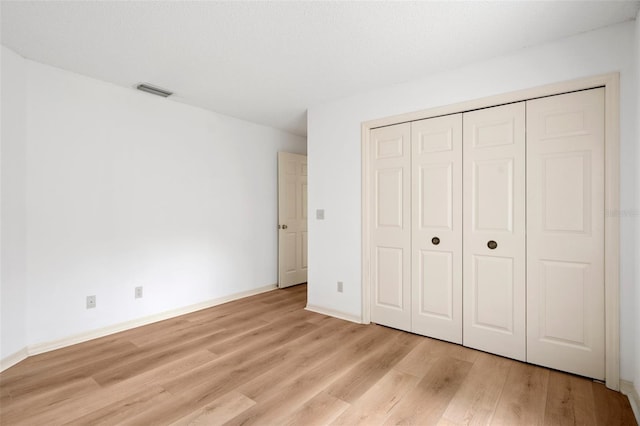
[487, 240, 497, 250]
[431, 237, 440, 245]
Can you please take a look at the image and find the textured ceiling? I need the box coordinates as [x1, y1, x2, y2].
[2, 1, 639, 136]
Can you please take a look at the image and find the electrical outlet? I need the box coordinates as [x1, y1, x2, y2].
[86, 295, 96, 309]
[337, 281, 343, 293]
[135, 286, 143, 299]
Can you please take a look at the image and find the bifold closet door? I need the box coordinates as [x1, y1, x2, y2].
[463, 102, 526, 361]
[370, 123, 412, 331]
[411, 114, 462, 344]
[526, 88, 605, 380]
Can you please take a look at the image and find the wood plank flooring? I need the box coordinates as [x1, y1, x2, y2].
[0, 284, 636, 425]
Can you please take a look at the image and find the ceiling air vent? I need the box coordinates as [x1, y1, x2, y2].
[136, 83, 173, 97]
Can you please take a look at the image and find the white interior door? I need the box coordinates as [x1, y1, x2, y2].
[278, 152, 307, 288]
[370, 123, 411, 331]
[526, 88, 605, 380]
[411, 114, 462, 343]
[463, 102, 526, 361]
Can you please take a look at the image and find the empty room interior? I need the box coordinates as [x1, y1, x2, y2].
[2, 1, 640, 425]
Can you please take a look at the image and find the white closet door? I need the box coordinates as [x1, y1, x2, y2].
[411, 114, 462, 343]
[463, 102, 526, 361]
[526, 88, 605, 380]
[370, 123, 412, 331]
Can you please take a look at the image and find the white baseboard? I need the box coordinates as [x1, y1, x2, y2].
[305, 304, 362, 324]
[1, 284, 277, 371]
[621, 380, 640, 423]
[0, 347, 29, 372]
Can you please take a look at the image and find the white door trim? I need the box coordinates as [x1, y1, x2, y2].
[360, 73, 620, 390]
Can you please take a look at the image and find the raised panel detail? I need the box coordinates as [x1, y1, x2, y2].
[301, 232, 308, 269]
[301, 183, 308, 220]
[285, 160, 296, 175]
[420, 163, 452, 230]
[376, 168, 403, 228]
[473, 159, 513, 232]
[284, 232, 297, 272]
[300, 163, 308, 176]
[286, 182, 296, 219]
[419, 129, 452, 153]
[376, 137, 403, 159]
[472, 255, 513, 333]
[542, 110, 588, 140]
[376, 247, 404, 309]
[542, 152, 591, 233]
[538, 261, 589, 348]
[419, 250, 453, 319]
[473, 119, 514, 148]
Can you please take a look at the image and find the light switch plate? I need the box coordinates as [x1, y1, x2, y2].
[316, 209, 325, 220]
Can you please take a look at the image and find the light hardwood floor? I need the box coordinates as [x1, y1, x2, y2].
[0, 284, 636, 425]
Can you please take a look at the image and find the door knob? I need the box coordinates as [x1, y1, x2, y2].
[487, 240, 497, 250]
[431, 237, 440, 245]
[282, 224, 288, 230]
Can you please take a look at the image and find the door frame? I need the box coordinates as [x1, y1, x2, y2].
[360, 73, 620, 390]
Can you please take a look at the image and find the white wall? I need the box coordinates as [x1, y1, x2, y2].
[635, 9, 640, 397]
[307, 21, 638, 381]
[1, 47, 28, 359]
[0, 50, 306, 352]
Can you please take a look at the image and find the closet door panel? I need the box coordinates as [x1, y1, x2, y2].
[472, 255, 514, 333]
[463, 103, 526, 361]
[473, 159, 514, 232]
[411, 114, 462, 343]
[526, 88, 605, 380]
[370, 123, 412, 331]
